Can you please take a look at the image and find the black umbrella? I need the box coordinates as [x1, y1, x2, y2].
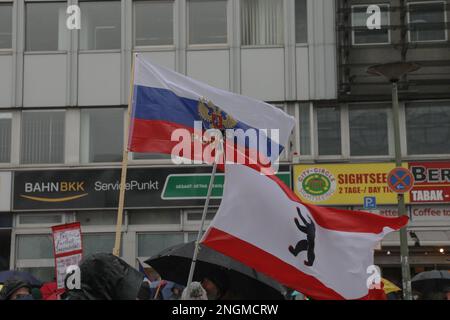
[411, 270, 450, 293]
[145, 241, 287, 300]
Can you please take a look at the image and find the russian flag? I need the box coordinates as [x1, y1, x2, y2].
[129, 54, 295, 169]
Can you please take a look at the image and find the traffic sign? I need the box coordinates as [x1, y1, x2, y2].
[364, 196, 377, 209]
[387, 167, 414, 194]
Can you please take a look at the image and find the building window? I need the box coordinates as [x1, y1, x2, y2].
[317, 107, 341, 156]
[408, 1, 447, 42]
[299, 103, 311, 155]
[406, 103, 450, 155]
[80, 108, 124, 163]
[129, 210, 181, 225]
[134, 0, 174, 47]
[295, 0, 307, 43]
[0, 3, 12, 49]
[0, 113, 12, 163]
[349, 105, 389, 156]
[21, 111, 65, 164]
[352, 4, 390, 45]
[79, 1, 121, 50]
[188, 0, 227, 45]
[241, 0, 284, 46]
[82, 233, 120, 257]
[137, 233, 184, 257]
[25, 2, 68, 51]
[17, 234, 53, 260]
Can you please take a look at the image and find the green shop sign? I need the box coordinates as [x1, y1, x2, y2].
[161, 172, 291, 200]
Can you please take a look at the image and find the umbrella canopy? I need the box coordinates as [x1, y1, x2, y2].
[0, 270, 42, 287]
[145, 241, 287, 300]
[412, 270, 450, 293]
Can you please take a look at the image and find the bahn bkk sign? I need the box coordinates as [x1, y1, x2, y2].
[13, 166, 291, 211]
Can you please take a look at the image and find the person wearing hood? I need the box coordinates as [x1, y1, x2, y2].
[65, 253, 144, 300]
[0, 278, 33, 300]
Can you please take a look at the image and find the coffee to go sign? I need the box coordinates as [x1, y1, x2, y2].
[294, 162, 450, 206]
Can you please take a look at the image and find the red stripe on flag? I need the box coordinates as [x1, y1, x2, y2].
[202, 227, 345, 300]
[243, 166, 409, 234]
[129, 118, 273, 169]
[203, 227, 386, 300]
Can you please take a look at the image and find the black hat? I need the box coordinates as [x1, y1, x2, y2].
[0, 278, 32, 300]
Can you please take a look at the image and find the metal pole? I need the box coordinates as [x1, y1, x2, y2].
[186, 137, 222, 289]
[391, 81, 412, 300]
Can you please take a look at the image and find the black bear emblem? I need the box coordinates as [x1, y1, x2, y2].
[289, 207, 316, 266]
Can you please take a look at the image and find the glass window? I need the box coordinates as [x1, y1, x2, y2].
[409, 2, 447, 42]
[25, 2, 68, 51]
[80, 1, 121, 50]
[241, 0, 284, 46]
[80, 108, 124, 163]
[0, 3, 12, 49]
[76, 211, 118, 226]
[21, 111, 65, 164]
[82, 233, 120, 256]
[352, 4, 390, 45]
[137, 233, 184, 257]
[317, 107, 341, 156]
[134, 0, 174, 46]
[188, 0, 227, 45]
[186, 211, 216, 221]
[295, 0, 307, 43]
[17, 234, 53, 259]
[349, 105, 389, 156]
[18, 267, 55, 283]
[19, 214, 62, 225]
[406, 104, 450, 155]
[299, 103, 311, 155]
[0, 113, 12, 163]
[129, 210, 181, 225]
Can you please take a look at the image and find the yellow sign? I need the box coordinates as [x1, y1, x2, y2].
[293, 163, 410, 206]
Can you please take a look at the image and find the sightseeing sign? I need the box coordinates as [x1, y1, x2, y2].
[294, 161, 450, 206]
[293, 163, 410, 206]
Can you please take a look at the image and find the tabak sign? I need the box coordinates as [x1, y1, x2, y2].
[409, 162, 450, 203]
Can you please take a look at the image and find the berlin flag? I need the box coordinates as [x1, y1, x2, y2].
[129, 54, 295, 167]
[201, 164, 409, 300]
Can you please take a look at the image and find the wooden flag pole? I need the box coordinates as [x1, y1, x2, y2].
[186, 134, 224, 290]
[113, 53, 137, 257]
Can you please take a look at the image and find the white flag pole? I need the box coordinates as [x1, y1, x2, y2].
[186, 133, 224, 289]
[113, 53, 137, 257]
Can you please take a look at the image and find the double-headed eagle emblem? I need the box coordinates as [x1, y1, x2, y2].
[198, 97, 238, 131]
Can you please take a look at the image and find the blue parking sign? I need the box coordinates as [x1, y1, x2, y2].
[364, 196, 377, 209]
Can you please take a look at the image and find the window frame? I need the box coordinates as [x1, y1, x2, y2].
[186, 0, 229, 48]
[407, 0, 448, 43]
[24, 0, 69, 53]
[313, 105, 345, 159]
[240, 0, 285, 48]
[347, 103, 394, 158]
[404, 101, 450, 157]
[79, 107, 125, 164]
[78, 0, 122, 52]
[132, 0, 176, 49]
[351, 3, 391, 46]
[0, 112, 12, 163]
[0, 2, 13, 52]
[20, 109, 66, 165]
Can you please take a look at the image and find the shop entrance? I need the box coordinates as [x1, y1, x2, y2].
[0, 229, 11, 271]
